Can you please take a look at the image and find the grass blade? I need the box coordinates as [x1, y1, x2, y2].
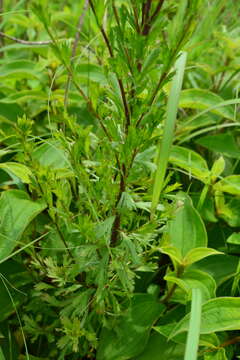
[151, 51, 187, 218]
[184, 288, 202, 360]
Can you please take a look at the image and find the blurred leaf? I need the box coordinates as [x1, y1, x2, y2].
[0, 190, 46, 261]
[196, 133, 240, 159]
[32, 141, 70, 169]
[0, 90, 47, 104]
[214, 175, 240, 195]
[226, 232, 240, 254]
[75, 64, 107, 84]
[136, 332, 185, 360]
[204, 348, 227, 360]
[179, 89, 234, 120]
[0, 60, 43, 80]
[0, 163, 33, 184]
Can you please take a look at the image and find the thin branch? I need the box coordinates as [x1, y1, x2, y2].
[64, 0, 89, 108]
[142, 0, 152, 35]
[89, 0, 130, 130]
[130, 0, 141, 33]
[150, 0, 165, 24]
[0, 31, 52, 45]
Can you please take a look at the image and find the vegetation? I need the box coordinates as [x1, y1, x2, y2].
[0, 0, 240, 358]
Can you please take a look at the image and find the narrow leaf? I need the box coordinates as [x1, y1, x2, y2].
[151, 52, 187, 217]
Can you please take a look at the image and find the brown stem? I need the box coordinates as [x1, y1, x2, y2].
[130, 0, 141, 33]
[89, 1, 131, 133]
[161, 266, 184, 304]
[150, 0, 165, 24]
[0, 31, 52, 45]
[142, 0, 153, 35]
[200, 336, 240, 355]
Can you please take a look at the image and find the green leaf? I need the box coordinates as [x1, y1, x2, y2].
[0, 90, 47, 104]
[151, 52, 187, 217]
[169, 146, 210, 182]
[165, 269, 216, 303]
[226, 232, 240, 254]
[136, 332, 185, 360]
[167, 192, 208, 258]
[184, 288, 202, 360]
[179, 89, 234, 120]
[170, 297, 240, 338]
[0, 259, 32, 321]
[0, 60, 42, 80]
[0, 163, 33, 184]
[196, 133, 240, 159]
[32, 141, 71, 169]
[0, 346, 5, 360]
[183, 247, 223, 266]
[158, 246, 182, 266]
[0, 190, 46, 261]
[204, 348, 227, 360]
[75, 64, 107, 84]
[191, 254, 239, 287]
[0, 102, 24, 122]
[214, 175, 240, 195]
[211, 157, 225, 182]
[97, 294, 164, 360]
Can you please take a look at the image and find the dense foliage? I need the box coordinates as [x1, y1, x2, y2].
[1, 0, 240, 359]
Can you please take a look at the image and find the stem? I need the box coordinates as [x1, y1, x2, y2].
[0, 31, 52, 45]
[54, 220, 74, 259]
[142, 0, 152, 35]
[161, 265, 184, 304]
[89, 0, 130, 129]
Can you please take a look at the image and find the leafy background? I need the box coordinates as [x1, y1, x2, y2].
[0, 0, 240, 359]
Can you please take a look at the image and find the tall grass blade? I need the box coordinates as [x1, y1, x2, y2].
[151, 51, 187, 218]
[184, 288, 202, 360]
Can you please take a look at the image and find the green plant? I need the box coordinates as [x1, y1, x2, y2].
[0, 0, 240, 359]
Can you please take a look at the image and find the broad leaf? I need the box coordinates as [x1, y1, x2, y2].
[183, 247, 223, 266]
[196, 133, 240, 159]
[165, 269, 216, 303]
[191, 255, 239, 287]
[0, 60, 42, 80]
[170, 297, 240, 338]
[32, 141, 71, 169]
[97, 294, 164, 360]
[179, 89, 234, 120]
[75, 64, 107, 84]
[167, 192, 208, 257]
[214, 175, 240, 195]
[0, 190, 46, 261]
[136, 332, 185, 360]
[0, 90, 47, 104]
[0, 162, 33, 184]
[169, 146, 210, 182]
